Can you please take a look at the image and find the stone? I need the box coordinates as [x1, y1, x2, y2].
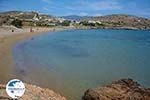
[83, 79, 150, 100]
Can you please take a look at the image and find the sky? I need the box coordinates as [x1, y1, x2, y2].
[0, 0, 150, 18]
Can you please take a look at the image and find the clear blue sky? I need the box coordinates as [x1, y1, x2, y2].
[0, 0, 150, 18]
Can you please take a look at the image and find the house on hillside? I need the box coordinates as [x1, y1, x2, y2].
[33, 14, 39, 21]
[88, 20, 102, 24]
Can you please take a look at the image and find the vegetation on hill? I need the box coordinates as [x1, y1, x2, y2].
[61, 20, 71, 26]
[11, 19, 22, 28]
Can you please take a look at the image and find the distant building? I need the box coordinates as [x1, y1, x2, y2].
[56, 18, 66, 23]
[137, 19, 141, 22]
[88, 20, 102, 24]
[48, 23, 56, 26]
[75, 21, 80, 24]
[33, 14, 39, 21]
[70, 20, 80, 24]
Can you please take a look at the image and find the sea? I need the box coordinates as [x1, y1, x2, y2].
[13, 29, 150, 100]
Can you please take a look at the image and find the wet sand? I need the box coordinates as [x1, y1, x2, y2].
[0, 26, 65, 84]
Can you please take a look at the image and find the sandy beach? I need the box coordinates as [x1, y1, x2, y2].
[0, 26, 65, 84]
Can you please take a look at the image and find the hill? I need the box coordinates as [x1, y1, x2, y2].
[83, 14, 150, 29]
[0, 11, 57, 27]
[1, 11, 150, 29]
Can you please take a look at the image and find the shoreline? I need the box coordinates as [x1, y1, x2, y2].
[0, 26, 68, 84]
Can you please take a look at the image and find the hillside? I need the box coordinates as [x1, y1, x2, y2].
[0, 11, 54, 20]
[83, 14, 150, 29]
[0, 11, 56, 26]
[1, 11, 150, 30]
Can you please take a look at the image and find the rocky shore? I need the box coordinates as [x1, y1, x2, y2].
[0, 83, 67, 100]
[0, 79, 150, 100]
[83, 79, 150, 100]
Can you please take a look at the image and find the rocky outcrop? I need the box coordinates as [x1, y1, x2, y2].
[0, 83, 67, 100]
[83, 79, 150, 100]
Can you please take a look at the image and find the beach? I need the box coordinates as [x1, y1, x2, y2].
[0, 26, 65, 84]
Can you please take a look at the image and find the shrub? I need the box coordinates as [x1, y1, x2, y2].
[11, 19, 22, 28]
[61, 20, 71, 26]
[80, 21, 89, 26]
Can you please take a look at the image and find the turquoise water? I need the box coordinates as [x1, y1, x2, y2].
[13, 29, 150, 100]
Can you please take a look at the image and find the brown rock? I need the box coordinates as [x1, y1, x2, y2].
[83, 79, 150, 100]
[0, 83, 67, 100]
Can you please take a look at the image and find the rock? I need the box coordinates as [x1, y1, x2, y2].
[0, 83, 67, 100]
[83, 78, 150, 100]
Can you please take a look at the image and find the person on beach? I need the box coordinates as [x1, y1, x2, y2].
[30, 27, 33, 32]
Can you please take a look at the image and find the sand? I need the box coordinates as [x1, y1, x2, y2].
[0, 26, 66, 84]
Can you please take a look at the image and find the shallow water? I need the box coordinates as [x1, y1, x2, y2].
[13, 29, 150, 100]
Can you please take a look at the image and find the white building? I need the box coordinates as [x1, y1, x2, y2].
[33, 14, 39, 21]
[88, 20, 102, 24]
[56, 18, 66, 23]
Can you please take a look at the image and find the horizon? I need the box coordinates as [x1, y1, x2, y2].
[0, 0, 150, 18]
